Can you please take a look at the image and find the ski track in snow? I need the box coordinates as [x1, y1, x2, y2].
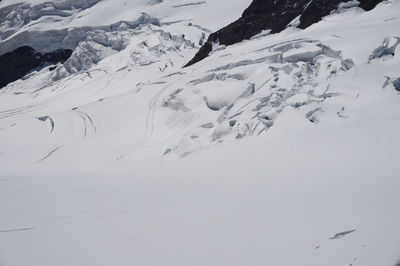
[36, 145, 63, 163]
[0, 228, 35, 233]
[142, 71, 193, 145]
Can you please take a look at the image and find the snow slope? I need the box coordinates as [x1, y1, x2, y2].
[0, 0, 400, 266]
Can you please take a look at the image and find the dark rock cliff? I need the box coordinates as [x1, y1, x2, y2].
[0, 46, 72, 89]
[185, 0, 383, 67]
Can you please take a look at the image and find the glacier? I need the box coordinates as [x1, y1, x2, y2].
[0, 0, 399, 266]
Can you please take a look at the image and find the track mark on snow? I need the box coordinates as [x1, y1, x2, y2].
[76, 112, 88, 139]
[80, 111, 97, 133]
[37, 116, 55, 133]
[0, 106, 35, 120]
[36, 145, 63, 163]
[173, 1, 206, 8]
[329, 229, 356, 240]
[33, 208, 137, 223]
[0, 228, 34, 233]
[73, 108, 97, 138]
[142, 72, 193, 145]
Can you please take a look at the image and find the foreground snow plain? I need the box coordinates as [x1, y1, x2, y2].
[0, 0, 400, 265]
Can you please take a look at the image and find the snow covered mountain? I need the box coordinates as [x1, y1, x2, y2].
[0, 1, 399, 266]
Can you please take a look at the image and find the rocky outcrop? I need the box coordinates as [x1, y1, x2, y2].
[185, 0, 383, 67]
[0, 46, 72, 88]
[393, 78, 400, 92]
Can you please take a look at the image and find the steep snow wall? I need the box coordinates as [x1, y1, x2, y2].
[0, 13, 160, 55]
[0, 13, 164, 88]
[0, 0, 102, 40]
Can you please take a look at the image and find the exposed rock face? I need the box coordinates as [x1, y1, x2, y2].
[393, 78, 400, 92]
[185, 0, 383, 67]
[0, 46, 72, 88]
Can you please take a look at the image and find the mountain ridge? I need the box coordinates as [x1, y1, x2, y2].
[185, 0, 384, 67]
